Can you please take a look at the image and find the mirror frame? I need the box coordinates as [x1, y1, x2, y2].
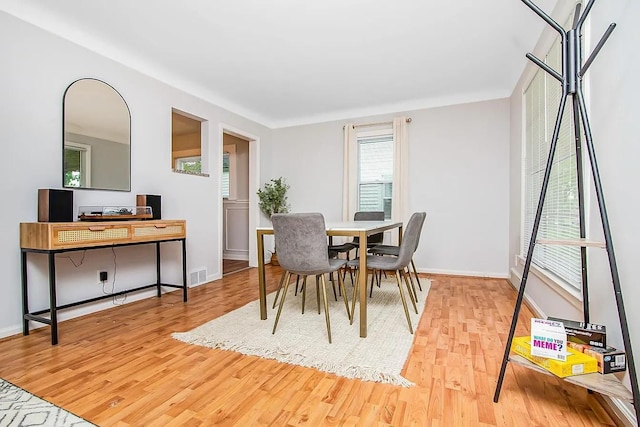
[62, 78, 131, 191]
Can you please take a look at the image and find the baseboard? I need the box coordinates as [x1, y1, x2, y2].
[417, 267, 509, 279]
[222, 254, 249, 261]
[208, 273, 222, 283]
[0, 288, 162, 340]
[508, 268, 546, 318]
[598, 394, 637, 427]
[0, 325, 23, 340]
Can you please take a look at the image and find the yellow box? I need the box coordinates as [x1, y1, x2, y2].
[511, 336, 598, 378]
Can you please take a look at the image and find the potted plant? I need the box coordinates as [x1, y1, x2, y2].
[257, 177, 290, 265]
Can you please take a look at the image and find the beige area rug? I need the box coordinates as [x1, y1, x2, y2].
[173, 277, 431, 387]
[0, 378, 96, 426]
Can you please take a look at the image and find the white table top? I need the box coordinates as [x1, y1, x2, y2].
[257, 220, 401, 232]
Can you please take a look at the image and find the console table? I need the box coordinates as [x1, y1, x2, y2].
[20, 219, 187, 345]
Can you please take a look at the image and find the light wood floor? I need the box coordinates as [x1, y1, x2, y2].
[223, 259, 250, 276]
[0, 267, 618, 426]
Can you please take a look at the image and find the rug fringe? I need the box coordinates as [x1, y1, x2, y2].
[171, 279, 431, 388]
[171, 333, 415, 387]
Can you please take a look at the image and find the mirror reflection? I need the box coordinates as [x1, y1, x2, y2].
[63, 78, 131, 191]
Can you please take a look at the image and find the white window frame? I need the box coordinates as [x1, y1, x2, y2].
[64, 141, 92, 187]
[356, 128, 393, 219]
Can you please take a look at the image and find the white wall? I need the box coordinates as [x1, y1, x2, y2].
[0, 11, 270, 337]
[509, 0, 639, 401]
[271, 99, 511, 278]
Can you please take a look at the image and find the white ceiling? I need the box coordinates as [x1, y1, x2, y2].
[3, 0, 567, 128]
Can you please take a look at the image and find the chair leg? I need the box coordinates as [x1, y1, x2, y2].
[404, 266, 418, 303]
[301, 275, 308, 314]
[369, 270, 376, 298]
[395, 270, 414, 334]
[337, 271, 351, 321]
[316, 275, 321, 314]
[342, 251, 354, 284]
[400, 268, 418, 314]
[294, 275, 301, 296]
[329, 272, 338, 301]
[272, 271, 287, 309]
[368, 269, 383, 298]
[350, 269, 360, 325]
[273, 271, 292, 334]
[319, 274, 332, 343]
[411, 259, 422, 292]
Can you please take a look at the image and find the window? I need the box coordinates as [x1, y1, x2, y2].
[344, 118, 408, 223]
[63, 141, 91, 187]
[175, 156, 201, 173]
[172, 109, 207, 175]
[522, 19, 582, 290]
[222, 144, 236, 200]
[357, 129, 393, 219]
[222, 152, 230, 198]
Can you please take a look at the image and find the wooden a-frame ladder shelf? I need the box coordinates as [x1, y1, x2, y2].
[494, 1, 639, 424]
[536, 238, 605, 248]
[510, 355, 633, 403]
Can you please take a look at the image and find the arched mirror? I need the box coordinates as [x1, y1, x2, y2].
[63, 78, 131, 191]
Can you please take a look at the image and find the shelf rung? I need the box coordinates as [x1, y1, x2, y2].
[509, 355, 633, 402]
[536, 238, 605, 248]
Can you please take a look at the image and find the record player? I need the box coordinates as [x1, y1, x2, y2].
[78, 206, 153, 221]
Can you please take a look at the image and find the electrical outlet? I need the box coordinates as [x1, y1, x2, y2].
[98, 270, 108, 283]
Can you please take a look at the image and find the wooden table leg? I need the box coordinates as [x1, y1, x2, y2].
[257, 230, 267, 320]
[359, 230, 367, 337]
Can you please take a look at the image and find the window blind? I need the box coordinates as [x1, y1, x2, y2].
[523, 26, 582, 290]
[222, 152, 230, 198]
[357, 133, 393, 219]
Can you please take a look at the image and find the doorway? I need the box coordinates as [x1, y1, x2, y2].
[221, 128, 253, 275]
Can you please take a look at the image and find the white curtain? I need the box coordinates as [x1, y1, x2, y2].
[342, 123, 357, 221]
[392, 117, 409, 225]
[343, 117, 409, 244]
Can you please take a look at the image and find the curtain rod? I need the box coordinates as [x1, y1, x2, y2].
[343, 117, 412, 129]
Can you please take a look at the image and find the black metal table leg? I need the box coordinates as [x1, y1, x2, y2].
[21, 236, 187, 345]
[21, 250, 29, 336]
[182, 239, 187, 302]
[48, 252, 58, 345]
[156, 242, 162, 297]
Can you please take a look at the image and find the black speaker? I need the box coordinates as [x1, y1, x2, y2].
[136, 194, 161, 220]
[38, 189, 73, 222]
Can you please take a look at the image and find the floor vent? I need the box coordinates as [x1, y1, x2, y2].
[189, 268, 207, 286]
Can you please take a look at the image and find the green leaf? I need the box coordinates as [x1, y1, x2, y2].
[257, 177, 290, 218]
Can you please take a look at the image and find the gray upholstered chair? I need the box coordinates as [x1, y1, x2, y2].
[328, 211, 385, 283]
[350, 210, 386, 251]
[368, 212, 427, 296]
[346, 212, 426, 334]
[271, 213, 350, 343]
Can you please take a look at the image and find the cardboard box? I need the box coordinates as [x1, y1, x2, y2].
[511, 336, 598, 377]
[548, 317, 606, 348]
[566, 342, 627, 374]
[530, 318, 567, 361]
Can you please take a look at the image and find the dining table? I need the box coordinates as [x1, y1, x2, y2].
[256, 220, 403, 338]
